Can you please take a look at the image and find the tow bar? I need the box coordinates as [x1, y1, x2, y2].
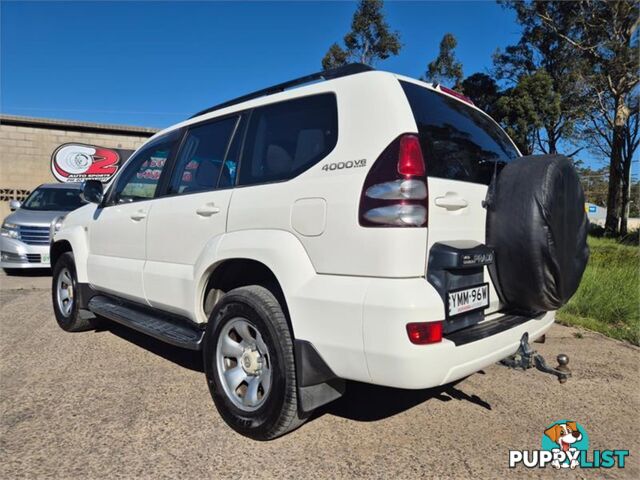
[500, 333, 571, 383]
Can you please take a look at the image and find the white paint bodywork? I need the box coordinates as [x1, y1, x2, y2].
[53, 70, 552, 389]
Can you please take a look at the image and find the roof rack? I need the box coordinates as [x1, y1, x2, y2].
[190, 63, 374, 119]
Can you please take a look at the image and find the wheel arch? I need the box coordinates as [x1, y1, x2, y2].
[50, 240, 72, 269]
[51, 225, 90, 282]
[194, 229, 317, 328]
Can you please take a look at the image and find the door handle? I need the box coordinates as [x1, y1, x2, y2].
[434, 193, 468, 211]
[130, 210, 147, 221]
[196, 203, 221, 217]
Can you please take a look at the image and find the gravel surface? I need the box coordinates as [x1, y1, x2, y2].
[1, 271, 638, 479]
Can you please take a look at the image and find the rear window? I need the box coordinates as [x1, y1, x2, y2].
[238, 93, 338, 186]
[400, 81, 519, 185]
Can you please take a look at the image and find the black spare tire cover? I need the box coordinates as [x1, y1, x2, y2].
[486, 154, 589, 312]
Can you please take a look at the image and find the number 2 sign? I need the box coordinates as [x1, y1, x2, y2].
[51, 143, 132, 183]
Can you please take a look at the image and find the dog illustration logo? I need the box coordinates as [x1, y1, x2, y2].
[542, 420, 588, 469]
[510, 420, 628, 469]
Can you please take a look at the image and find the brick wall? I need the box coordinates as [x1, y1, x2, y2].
[0, 117, 157, 219]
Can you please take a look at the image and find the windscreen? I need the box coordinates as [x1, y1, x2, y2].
[22, 187, 86, 211]
[400, 81, 519, 185]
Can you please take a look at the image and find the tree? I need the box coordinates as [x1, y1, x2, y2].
[575, 164, 609, 208]
[620, 98, 639, 233]
[512, 1, 639, 235]
[322, 43, 349, 70]
[494, 70, 563, 155]
[424, 33, 463, 88]
[581, 94, 640, 234]
[495, 2, 590, 157]
[321, 0, 401, 70]
[460, 73, 500, 116]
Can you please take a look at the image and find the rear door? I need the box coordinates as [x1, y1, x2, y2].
[143, 114, 242, 318]
[400, 80, 520, 315]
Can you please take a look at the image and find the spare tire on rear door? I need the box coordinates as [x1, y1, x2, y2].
[486, 154, 589, 312]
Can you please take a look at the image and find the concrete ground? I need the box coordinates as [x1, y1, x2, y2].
[1, 270, 638, 479]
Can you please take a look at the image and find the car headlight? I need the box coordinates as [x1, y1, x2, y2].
[50, 216, 66, 240]
[0, 222, 19, 239]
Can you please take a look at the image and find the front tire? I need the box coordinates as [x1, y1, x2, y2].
[203, 285, 305, 440]
[51, 252, 94, 332]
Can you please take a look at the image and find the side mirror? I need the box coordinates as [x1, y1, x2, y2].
[9, 200, 21, 211]
[81, 180, 104, 204]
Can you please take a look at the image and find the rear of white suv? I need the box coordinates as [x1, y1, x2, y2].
[50, 64, 588, 440]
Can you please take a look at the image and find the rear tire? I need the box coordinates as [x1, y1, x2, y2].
[51, 252, 94, 332]
[203, 285, 305, 440]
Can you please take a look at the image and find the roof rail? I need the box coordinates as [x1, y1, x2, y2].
[190, 63, 374, 119]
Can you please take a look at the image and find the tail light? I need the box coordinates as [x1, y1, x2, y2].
[359, 134, 428, 227]
[406, 321, 443, 344]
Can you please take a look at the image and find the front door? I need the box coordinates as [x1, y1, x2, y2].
[143, 115, 241, 318]
[87, 132, 179, 303]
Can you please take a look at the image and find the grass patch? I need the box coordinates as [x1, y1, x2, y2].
[557, 236, 640, 345]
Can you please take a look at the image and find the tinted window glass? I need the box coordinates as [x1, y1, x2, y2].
[22, 187, 86, 211]
[113, 132, 178, 204]
[400, 81, 519, 185]
[239, 93, 338, 185]
[169, 116, 238, 195]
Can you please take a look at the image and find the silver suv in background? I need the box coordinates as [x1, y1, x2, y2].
[1, 183, 86, 274]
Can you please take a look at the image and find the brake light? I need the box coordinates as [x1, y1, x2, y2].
[359, 134, 428, 227]
[398, 135, 425, 176]
[406, 322, 443, 345]
[439, 86, 475, 106]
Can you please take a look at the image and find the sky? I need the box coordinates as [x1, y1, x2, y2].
[0, 0, 627, 172]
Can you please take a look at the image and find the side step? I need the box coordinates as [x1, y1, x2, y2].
[88, 296, 204, 351]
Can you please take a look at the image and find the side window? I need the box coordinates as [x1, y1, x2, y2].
[168, 116, 239, 195]
[111, 132, 178, 204]
[238, 93, 338, 186]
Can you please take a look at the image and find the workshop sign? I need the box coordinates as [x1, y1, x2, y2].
[51, 143, 133, 183]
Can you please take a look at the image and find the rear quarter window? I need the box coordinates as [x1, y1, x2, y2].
[400, 81, 519, 185]
[238, 93, 338, 186]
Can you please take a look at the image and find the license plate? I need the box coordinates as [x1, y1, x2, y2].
[447, 283, 489, 317]
[41, 253, 50, 264]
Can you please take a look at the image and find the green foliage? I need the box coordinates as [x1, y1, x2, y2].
[494, 69, 562, 155]
[494, 1, 590, 155]
[558, 237, 640, 345]
[322, 43, 349, 70]
[321, 0, 401, 70]
[505, 1, 639, 235]
[460, 73, 500, 116]
[424, 33, 463, 88]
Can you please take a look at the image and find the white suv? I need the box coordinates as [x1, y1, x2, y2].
[50, 64, 588, 439]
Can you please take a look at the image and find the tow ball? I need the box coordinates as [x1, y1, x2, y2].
[500, 333, 571, 383]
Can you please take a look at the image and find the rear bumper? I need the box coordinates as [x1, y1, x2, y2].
[0, 237, 50, 269]
[362, 277, 555, 389]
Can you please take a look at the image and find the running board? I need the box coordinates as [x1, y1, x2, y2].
[88, 296, 204, 351]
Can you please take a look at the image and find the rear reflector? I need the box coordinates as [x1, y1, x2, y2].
[406, 321, 443, 344]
